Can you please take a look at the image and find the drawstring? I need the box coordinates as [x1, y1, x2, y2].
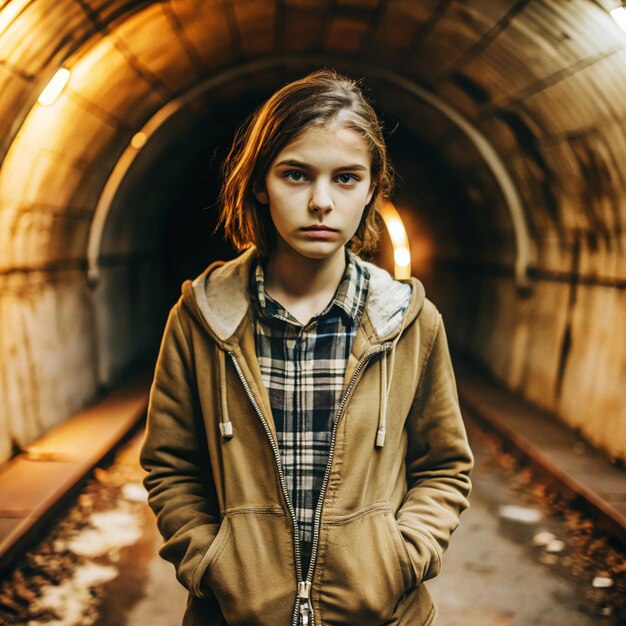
[375, 313, 408, 449]
[218, 349, 233, 439]
[376, 352, 388, 447]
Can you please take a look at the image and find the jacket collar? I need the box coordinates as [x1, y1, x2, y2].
[181, 246, 425, 349]
[251, 248, 369, 325]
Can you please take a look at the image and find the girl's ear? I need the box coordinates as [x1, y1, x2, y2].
[253, 180, 269, 205]
[366, 182, 377, 206]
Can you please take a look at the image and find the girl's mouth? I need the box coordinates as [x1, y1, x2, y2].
[300, 225, 338, 239]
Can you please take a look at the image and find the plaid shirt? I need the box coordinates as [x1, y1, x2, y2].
[251, 250, 369, 572]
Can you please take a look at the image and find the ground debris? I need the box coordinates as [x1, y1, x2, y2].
[498, 504, 542, 524]
[532, 530, 556, 546]
[480, 428, 626, 623]
[0, 431, 146, 626]
[592, 576, 614, 589]
[544, 539, 566, 553]
[121, 483, 147, 503]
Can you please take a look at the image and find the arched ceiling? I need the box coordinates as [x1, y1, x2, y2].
[1, 0, 625, 282]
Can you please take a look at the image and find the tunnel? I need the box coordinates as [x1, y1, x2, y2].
[0, 0, 626, 623]
[1, 0, 624, 463]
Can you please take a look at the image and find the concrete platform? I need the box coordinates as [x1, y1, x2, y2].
[0, 365, 152, 573]
[455, 359, 626, 546]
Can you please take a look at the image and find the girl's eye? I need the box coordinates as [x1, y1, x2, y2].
[337, 173, 357, 184]
[285, 170, 306, 182]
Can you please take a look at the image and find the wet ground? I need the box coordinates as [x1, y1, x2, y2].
[0, 419, 623, 625]
[429, 422, 620, 625]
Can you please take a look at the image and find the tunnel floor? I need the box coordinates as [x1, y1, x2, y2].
[0, 421, 623, 626]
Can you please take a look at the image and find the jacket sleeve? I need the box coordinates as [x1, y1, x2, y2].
[396, 308, 473, 585]
[140, 302, 219, 598]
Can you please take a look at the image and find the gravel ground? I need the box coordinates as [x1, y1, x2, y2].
[0, 419, 623, 626]
[429, 420, 625, 625]
[0, 428, 181, 626]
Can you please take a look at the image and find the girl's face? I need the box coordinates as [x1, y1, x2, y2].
[255, 122, 375, 263]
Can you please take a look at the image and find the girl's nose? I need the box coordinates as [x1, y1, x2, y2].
[309, 181, 333, 214]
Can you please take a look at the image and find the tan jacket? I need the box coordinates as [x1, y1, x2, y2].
[140, 248, 473, 626]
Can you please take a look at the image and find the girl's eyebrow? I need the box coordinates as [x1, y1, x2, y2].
[275, 158, 368, 171]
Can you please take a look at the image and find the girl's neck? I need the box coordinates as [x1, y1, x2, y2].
[264, 245, 347, 324]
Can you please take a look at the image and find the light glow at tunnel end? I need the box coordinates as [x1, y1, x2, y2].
[394, 246, 411, 269]
[38, 68, 70, 106]
[378, 200, 412, 280]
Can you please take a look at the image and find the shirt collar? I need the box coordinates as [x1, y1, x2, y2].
[251, 248, 369, 325]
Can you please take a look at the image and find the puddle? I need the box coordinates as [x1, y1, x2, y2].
[28, 563, 118, 626]
[66, 507, 142, 558]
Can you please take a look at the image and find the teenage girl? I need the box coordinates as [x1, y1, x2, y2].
[140, 68, 473, 626]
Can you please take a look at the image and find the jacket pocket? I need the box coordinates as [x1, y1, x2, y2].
[388, 515, 417, 590]
[201, 510, 296, 626]
[196, 516, 232, 593]
[318, 503, 412, 625]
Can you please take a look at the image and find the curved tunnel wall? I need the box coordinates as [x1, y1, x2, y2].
[0, 0, 625, 464]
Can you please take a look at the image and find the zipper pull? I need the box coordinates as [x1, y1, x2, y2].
[298, 581, 312, 626]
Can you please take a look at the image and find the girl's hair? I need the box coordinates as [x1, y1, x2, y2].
[217, 68, 394, 258]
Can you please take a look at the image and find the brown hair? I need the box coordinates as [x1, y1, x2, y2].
[217, 68, 394, 258]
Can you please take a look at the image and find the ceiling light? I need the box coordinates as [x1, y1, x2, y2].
[38, 68, 70, 106]
[131, 132, 147, 149]
[611, 7, 626, 33]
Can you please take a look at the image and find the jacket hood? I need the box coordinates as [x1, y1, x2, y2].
[180, 247, 426, 348]
[181, 247, 427, 449]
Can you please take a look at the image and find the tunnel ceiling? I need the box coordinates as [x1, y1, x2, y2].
[1, 0, 626, 278]
[1, 0, 626, 463]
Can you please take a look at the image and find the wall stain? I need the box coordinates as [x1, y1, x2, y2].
[495, 108, 561, 233]
[450, 72, 491, 104]
[555, 233, 580, 403]
[566, 131, 613, 245]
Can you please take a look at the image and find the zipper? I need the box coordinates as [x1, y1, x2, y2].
[229, 343, 392, 626]
[298, 581, 312, 626]
[305, 343, 393, 590]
